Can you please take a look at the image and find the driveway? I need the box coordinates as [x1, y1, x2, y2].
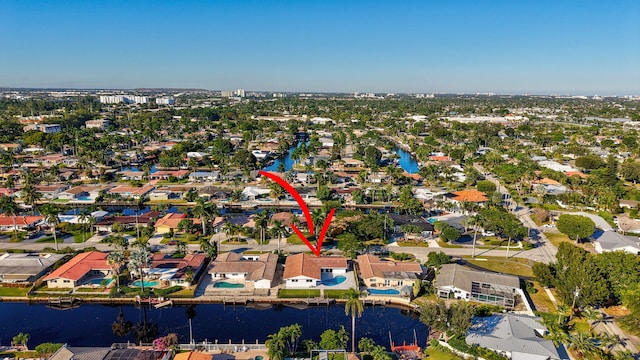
[557, 211, 613, 231]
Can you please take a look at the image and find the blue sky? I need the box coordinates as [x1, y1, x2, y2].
[1, 0, 638, 94]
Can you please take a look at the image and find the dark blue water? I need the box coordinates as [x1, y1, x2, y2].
[395, 147, 419, 174]
[262, 142, 306, 172]
[0, 303, 426, 348]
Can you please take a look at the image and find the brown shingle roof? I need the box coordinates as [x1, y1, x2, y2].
[357, 254, 423, 280]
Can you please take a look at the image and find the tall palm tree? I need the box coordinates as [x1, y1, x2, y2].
[0, 196, 20, 238]
[192, 198, 216, 236]
[254, 211, 269, 254]
[78, 208, 92, 242]
[107, 251, 126, 288]
[41, 203, 61, 251]
[269, 220, 289, 254]
[128, 247, 151, 293]
[344, 288, 365, 353]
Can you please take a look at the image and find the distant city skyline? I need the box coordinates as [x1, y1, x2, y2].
[1, 0, 639, 95]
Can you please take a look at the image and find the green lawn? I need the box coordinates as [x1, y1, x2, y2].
[0, 286, 30, 297]
[545, 232, 572, 247]
[424, 347, 464, 360]
[397, 240, 429, 247]
[278, 288, 347, 299]
[287, 232, 311, 245]
[528, 282, 556, 313]
[0, 351, 39, 359]
[463, 257, 534, 277]
[437, 240, 462, 248]
[279, 289, 320, 298]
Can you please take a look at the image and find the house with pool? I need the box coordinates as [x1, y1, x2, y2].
[208, 252, 279, 292]
[357, 254, 424, 296]
[134, 253, 207, 288]
[435, 264, 522, 309]
[43, 251, 117, 288]
[283, 253, 349, 289]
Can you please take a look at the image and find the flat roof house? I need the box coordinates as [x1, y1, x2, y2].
[0, 252, 65, 284]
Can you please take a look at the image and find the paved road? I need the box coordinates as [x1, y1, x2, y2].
[593, 316, 639, 355]
[474, 163, 557, 263]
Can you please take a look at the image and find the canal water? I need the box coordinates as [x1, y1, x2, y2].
[0, 302, 426, 348]
[394, 147, 419, 174]
[263, 144, 419, 174]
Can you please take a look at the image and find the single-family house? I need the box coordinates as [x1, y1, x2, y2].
[357, 254, 423, 292]
[108, 185, 155, 199]
[283, 253, 348, 289]
[435, 264, 521, 308]
[592, 231, 640, 255]
[448, 189, 489, 205]
[43, 251, 115, 288]
[0, 215, 43, 231]
[189, 171, 220, 182]
[35, 184, 69, 200]
[241, 186, 271, 201]
[94, 211, 161, 232]
[209, 252, 279, 290]
[139, 253, 207, 287]
[0, 252, 65, 284]
[387, 214, 434, 236]
[154, 213, 201, 234]
[466, 313, 561, 360]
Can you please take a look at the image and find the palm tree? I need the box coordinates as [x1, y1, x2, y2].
[107, 251, 126, 288]
[0, 196, 20, 238]
[78, 208, 92, 242]
[567, 332, 598, 360]
[41, 203, 61, 251]
[344, 288, 365, 353]
[582, 306, 604, 332]
[12, 332, 30, 350]
[269, 219, 289, 253]
[254, 210, 269, 254]
[128, 247, 151, 293]
[192, 198, 216, 236]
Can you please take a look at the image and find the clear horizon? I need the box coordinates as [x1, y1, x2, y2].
[1, 0, 639, 95]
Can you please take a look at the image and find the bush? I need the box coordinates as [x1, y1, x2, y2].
[35, 343, 64, 355]
[153, 286, 182, 296]
[448, 336, 507, 360]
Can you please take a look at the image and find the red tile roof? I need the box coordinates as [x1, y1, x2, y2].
[0, 215, 43, 227]
[43, 251, 110, 281]
[452, 189, 488, 203]
[283, 253, 348, 280]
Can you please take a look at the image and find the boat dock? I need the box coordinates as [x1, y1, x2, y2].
[47, 296, 81, 310]
[302, 297, 334, 305]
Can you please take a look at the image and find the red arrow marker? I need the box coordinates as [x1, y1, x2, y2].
[259, 170, 335, 256]
[291, 208, 335, 256]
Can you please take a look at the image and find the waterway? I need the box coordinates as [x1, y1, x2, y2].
[262, 142, 305, 172]
[0, 302, 426, 348]
[263, 143, 419, 174]
[394, 147, 419, 174]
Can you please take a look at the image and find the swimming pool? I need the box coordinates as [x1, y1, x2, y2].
[86, 278, 113, 286]
[131, 280, 159, 287]
[368, 288, 400, 295]
[213, 281, 245, 288]
[321, 276, 346, 286]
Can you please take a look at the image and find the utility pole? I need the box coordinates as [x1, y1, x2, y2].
[569, 286, 580, 321]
